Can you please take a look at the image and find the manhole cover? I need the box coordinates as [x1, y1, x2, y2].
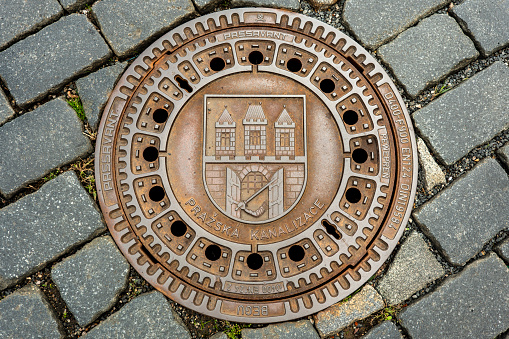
[95, 8, 417, 323]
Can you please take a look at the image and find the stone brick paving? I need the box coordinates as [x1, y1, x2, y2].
[0, 0, 508, 338]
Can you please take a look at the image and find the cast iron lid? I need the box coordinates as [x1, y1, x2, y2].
[95, 8, 417, 323]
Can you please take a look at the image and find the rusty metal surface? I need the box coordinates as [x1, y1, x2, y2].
[95, 8, 417, 323]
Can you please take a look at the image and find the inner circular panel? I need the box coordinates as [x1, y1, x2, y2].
[94, 8, 417, 324]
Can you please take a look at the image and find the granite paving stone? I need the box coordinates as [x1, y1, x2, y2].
[400, 253, 509, 339]
[414, 61, 509, 165]
[378, 14, 478, 97]
[498, 142, 509, 168]
[93, 0, 195, 57]
[0, 88, 14, 126]
[242, 320, 319, 339]
[0, 0, 63, 50]
[0, 284, 63, 339]
[230, 0, 300, 10]
[363, 321, 402, 339]
[58, 0, 95, 11]
[0, 14, 111, 106]
[0, 98, 92, 196]
[210, 332, 228, 339]
[343, 0, 448, 50]
[51, 236, 130, 326]
[0, 171, 106, 289]
[84, 291, 191, 339]
[414, 158, 509, 265]
[452, 0, 509, 55]
[306, 0, 338, 10]
[76, 62, 127, 130]
[314, 285, 385, 337]
[417, 137, 446, 190]
[497, 239, 509, 262]
[377, 231, 444, 305]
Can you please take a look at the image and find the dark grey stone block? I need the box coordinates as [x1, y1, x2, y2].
[0, 98, 92, 196]
[377, 231, 444, 305]
[93, 0, 195, 56]
[84, 291, 191, 339]
[497, 239, 509, 262]
[59, 0, 94, 11]
[242, 320, 320, 339]
[76, 62, 127, 130]
[343, 0, 448, 49]
[363, 321, 402, 339]
[0, 284, 63, 339]
[0, 171, 106, 289]
[414, 62, 509, 165]
[400, 253, 509, 339]
[378, 14, 478, 97]
[414, 158, 509, 265]
[51, 236, 130, 326]
[0, 0, 62, 50]
[452, 0, 509, 55]
[0, 14, 111, 106]
[230, 0, 300, 11]
[0, 89, 14, 126]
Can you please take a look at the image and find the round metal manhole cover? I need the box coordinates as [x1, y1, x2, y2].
[95, 8, 417, 323]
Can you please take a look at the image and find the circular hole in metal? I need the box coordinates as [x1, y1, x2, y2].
[288, 245, 305, 262]
[248, 51, 264, 65]
[342, 110, 359, 125]
[143, 146, 159, 162]
[170, 220, 187, 237]
[149, 186, 165, 202]
[246, 253, 263, 270]
[210, 57, 226, 71]
[320, 79, 335, 93]
[287, 58, 302, 72]
[153, 109, 169, 123]
[345, 187, 362, 203]
[352, 149, 368, 164]
[205, 244, 222, 261]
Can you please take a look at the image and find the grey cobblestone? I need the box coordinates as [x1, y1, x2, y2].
[498, 142, 509, 168]
[314, 285, 384, 337]
[93, 0, 195, 57]
[0, 14, 111, 106]
[363, 321, 402, 339]
[414, 61, 509, 165]
[307, 0, 339, 10]
[242, 320, 319, 339]
[452, 0, 509, 55]
[0, 89, 14, 126]
[378, 14, 478, 97]
[377, 231, 444, 305]
[0, 98, 92, 196]
[51, 236, 130, 326]
[414, 158, 509, 265]
[0, 0, 63, 51]
[400, 253, 509, 339]
[76, 62, 127, 130]
[417, 137, 446, 190]
[84, 291, 191, 339]
[0, 171, 105, 289]
[497, 239, 509, 262]
[0, 284, 63, 339]
[343, 0, 448, 50]
[231, 0, 300, 10]
[59, 0, 94, 11]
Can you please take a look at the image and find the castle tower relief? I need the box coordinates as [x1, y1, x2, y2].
[243, 103, 267, 160]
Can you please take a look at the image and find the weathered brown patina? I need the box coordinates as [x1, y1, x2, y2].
[95, 8, 417, 323]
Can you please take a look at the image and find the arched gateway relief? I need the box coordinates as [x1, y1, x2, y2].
[204, 95, 306, 223]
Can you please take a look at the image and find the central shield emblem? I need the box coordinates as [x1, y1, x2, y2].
[203, 95, 307, 223]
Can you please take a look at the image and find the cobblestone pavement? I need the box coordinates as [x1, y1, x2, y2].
[0, 0, 508, 338]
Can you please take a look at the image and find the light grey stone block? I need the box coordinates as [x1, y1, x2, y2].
[51, 236, 130, 326]
[400, 253, 509, 339]
[0, 98, 92, 196]
[377, 231, 444, 305]
[59, 0, 94, 11]
[242, 320, 320, 339]
[378, 14, 478, 97]
[417, 137, 446, 190]
[93, 0, 195, 56]
[0, 171, 106, 289]
[414, 158, 509, 265]
[343, 0, 449, 49]
[0, 14, 111, 106]
[363, 321, 402, 339]
[497, 238, 509, 262]
[230, 0, 300, 11]
[0, 89, 14, 126]
[414, 62, 509, 165]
